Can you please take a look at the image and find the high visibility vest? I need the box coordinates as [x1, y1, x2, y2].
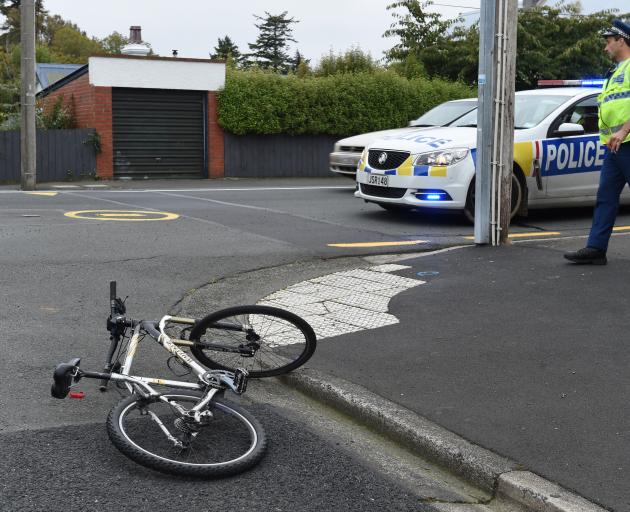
[598, 58, 630, 145]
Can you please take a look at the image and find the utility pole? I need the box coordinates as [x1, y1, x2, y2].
[20, 0, 36, 190]
[474, 0, 518, 245]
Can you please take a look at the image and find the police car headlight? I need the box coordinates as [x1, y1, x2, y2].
[414, 148, 469, 167]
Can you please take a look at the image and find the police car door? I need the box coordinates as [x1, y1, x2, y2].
[543, 95, 604, 197]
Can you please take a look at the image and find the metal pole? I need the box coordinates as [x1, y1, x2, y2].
[474, 0, 496, 244]
[20, 0, 36, 190]
[475, 0, 517, 245]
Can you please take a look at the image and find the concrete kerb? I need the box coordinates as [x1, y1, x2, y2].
[281, 368, 608, 512]
[174, 249, 609, 512]
[280, 367, 515, 494]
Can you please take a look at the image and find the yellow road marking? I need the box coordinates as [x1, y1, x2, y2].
[97, 213, 146, 218]
[65, 210, 179, 221]
[328, 240, 427, 248]
[25, 192, 58, 197]
[464, 231, 561, 240]
[508, 231, 561, 238]
[612, 226, 630, 232]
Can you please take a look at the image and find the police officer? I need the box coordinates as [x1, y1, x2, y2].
[565, 19, 630, 265]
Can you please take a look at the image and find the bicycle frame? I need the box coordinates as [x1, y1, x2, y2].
[84, 315, 242, 399]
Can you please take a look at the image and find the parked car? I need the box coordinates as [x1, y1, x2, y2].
[329, 99, 477, 177]
[355, 84, 625, 220]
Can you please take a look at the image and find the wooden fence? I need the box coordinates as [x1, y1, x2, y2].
[0, 129, 96, 183]
[224, 133, 338, 178]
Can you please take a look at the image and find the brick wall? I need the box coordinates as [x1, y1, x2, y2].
[92, 87, 113, 179]
[207, 92, 224, 178]
[40, 74, 114, 179]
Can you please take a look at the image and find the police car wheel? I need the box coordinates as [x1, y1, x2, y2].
[463, 173, 524, 224]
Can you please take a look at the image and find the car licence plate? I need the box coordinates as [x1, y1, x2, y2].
[368, 175, 389, 187]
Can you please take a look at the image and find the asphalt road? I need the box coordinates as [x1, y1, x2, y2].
[0, 177, 625, 511]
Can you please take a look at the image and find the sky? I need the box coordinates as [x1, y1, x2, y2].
[17, 0, 630, 64]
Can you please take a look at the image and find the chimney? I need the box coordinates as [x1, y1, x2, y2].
[121, 25, 151, 56]
[129, 26, 142, 44]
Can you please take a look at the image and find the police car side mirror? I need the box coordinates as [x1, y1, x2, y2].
[553, 123, 585, 137]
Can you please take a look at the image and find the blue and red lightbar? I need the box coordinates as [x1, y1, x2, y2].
[537, 79, 605, 88]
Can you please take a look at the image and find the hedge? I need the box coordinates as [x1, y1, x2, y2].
[217, 70, 475, 137]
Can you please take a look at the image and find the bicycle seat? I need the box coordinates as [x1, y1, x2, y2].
[51, 358, 81, 399]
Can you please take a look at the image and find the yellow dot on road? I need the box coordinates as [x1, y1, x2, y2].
[64, 210, 179, 221]
[328, 240, 427, 248]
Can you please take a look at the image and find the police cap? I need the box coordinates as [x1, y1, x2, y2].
[601, 19, 630, 41]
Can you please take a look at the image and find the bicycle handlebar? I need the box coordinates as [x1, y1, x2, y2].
[141, 321, 161, 340]
[110, 281, 118, 319]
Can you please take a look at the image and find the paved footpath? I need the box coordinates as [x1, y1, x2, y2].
[293, 238, 630, 511]
[177, 234, 630, 511]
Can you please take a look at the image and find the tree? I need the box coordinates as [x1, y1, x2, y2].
[383, 0, 456, 63]
[383, 0, 630, 89]
[246, 11, 298, 73]
[211, 35, 241, 62]
[0, 0, 47, 46]
[98, 31, 128, 54]
[315, 47, 377, 76]
[514, 2, 625, 89]
[40, 13, 81, 45]
[50, 26, 103, 63]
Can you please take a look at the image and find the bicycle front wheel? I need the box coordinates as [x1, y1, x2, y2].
[189, 305, 317, 378]
[106, 392, 266, 478]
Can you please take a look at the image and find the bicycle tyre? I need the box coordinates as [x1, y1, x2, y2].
[106, 391, 266, 478]
[189, 305, 317, 378]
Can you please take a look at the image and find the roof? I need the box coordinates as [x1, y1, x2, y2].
[36, 63, 84, 91]
[37, 64, 89, 97]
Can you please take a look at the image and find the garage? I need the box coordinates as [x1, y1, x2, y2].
[112, 88, 206, 178]
[37, 54, 225, 180]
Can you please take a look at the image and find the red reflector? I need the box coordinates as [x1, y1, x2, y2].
[69, 391, 85, 399]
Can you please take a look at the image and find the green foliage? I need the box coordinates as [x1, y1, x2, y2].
[387, 52, 426, 79]
[514, 2, 627, 89]
[50, 26, 103, 63]
[246, 11, 298, 73]
[383, 0, 630, 89]
[314, 47, 378, 76]
[84, 130, 101, 153]
[218, 69, 474, 136]
[1, 93, 75, 130]
[39, 94, 75, 128]
[383, 0, 458, 63]
[211, 35, 241, 62]
[0, 0, 47, 46]
[100, 31, 129, 54]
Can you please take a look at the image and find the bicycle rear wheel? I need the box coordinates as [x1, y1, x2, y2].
[106, 391, 266, 478]
[189, 305, 316, 378]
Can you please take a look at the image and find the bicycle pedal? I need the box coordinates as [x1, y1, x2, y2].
[69, 391, 85, 399]
[233, 368, 249, 394]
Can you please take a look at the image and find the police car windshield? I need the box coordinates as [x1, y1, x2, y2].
[409, 100, 477, 127]
[452, 95, 569, 129]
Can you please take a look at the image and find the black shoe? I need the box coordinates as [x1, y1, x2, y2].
[564, 247, 607, 265]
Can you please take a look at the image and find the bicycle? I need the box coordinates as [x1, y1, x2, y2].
[51, 281, 316, 478]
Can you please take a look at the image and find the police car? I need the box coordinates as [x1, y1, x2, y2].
[329, 98, 477, 176]
[355, 81, 627, 220]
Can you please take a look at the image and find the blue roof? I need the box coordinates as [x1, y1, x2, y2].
[36, 63, 84, 91]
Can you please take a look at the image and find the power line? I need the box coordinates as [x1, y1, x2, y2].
[432, 2, 480, 8]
